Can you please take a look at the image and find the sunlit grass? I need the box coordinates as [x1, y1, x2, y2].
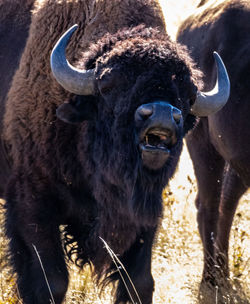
[159, 0, 200, 39]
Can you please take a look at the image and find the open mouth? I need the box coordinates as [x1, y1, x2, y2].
[139, 129, 173, 153]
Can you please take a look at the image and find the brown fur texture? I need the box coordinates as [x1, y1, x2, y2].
[0, 0, 35, 193]
[0, 0, 34, 114]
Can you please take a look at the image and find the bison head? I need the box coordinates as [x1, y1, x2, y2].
[51, 25, 229, 172]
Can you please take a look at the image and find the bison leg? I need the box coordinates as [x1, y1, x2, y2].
[9, 227, 68, 304]
[113, 228, 156, 304]
[186, 119, 225, 284]
[5, 177, 68, 304]
[215, 165, 247, 278]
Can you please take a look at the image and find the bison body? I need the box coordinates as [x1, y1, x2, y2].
[0, 0, 35, 193]
[1, 0, 229, 303]
[178, 0, 250, 288]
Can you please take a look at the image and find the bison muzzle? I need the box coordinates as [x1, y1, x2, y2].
[135, 101, 182, 169]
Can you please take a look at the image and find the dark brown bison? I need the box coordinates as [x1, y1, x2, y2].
[1, 0, 229, 303]
[177, 0, 249, 290]
[0, 0, 35, 194]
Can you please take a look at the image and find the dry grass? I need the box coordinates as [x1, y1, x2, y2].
[0, 0, 249, 303]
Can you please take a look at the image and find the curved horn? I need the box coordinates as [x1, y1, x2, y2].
[191, 52, 230, 117]
[50, 24, 95, 95]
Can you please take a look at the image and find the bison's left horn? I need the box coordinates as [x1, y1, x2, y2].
[50, 24, 95, 95]
[191, 52, 230, 117]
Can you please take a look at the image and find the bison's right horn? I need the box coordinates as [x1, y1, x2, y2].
[50, 24, 95, 95]
[191, 52, 230, 117]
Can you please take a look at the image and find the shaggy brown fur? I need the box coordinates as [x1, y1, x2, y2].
[0, 0, 35, 121]
[0, 0, 35, 193]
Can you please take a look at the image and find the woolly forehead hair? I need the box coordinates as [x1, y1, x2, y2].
[96, 37, 173, 66]
[82, 25, 166, 68]
[96, 38, 203, 91]
[80, 25, 203, 88]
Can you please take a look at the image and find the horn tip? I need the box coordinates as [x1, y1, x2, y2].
[213, 51, 221, 61]
[70, 24, 78, 31]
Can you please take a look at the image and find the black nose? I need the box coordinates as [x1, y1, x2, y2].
[135, 101, 182, 134]
[134, 104, 154, 121]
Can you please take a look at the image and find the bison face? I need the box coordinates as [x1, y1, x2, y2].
[51, 25, 230, 173]
[56, 65, 188, 172]
[91, 61, 188, 170]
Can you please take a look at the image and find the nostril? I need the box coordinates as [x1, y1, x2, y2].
[172, 108, 182, 124]
[135, 104, 154, 121]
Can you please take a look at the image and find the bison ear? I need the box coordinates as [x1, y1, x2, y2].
[56, 103, 84, 124]
[56, 97, 97, 124]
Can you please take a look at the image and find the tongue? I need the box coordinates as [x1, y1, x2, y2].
[159, 135, 167, 141]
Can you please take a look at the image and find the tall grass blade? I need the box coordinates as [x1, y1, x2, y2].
[99, 237, 142, 304]
[215, 285, 218, 304]
[32, 244, 55, 304]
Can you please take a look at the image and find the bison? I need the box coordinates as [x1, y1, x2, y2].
[1, 0, 229, 303]
[0, 0, 35, 193]
[177, 0, 249, 291]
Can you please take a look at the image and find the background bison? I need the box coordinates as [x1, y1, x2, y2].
[177, 0, 250, 300]
[0, 0, 34, 194]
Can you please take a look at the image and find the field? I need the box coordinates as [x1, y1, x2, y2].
[0, 0, 249, 303]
